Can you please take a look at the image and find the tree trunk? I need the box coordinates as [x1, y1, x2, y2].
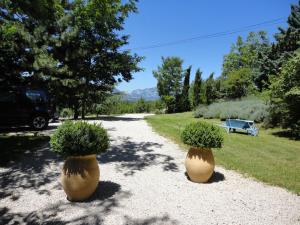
[81, 99, 85, 119]
[74, 103, 79, 120]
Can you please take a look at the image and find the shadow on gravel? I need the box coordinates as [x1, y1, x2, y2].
[84, 116, 143, 122]
[99, 137, 179, 176]
[207, 171, 225, 183]
[85, 181, 121, 202]
[184, 171, 225, 183]
[124, 214, 179, 225]
[0, 124, 59, 135]
[1, 180, 132, 224]
[0, 142, 62, 199]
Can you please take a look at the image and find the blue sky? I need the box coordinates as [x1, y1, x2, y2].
[117, 0, 297, 92]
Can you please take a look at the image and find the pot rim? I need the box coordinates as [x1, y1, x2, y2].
[189, 147, 212, 151]
[66, 154, 97, 160]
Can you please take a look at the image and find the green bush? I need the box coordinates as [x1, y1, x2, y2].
[194, 97, 269, 122]
[181, 121, 224, 148]
[60, 108, 74, 118]
[194, 105, 208, 118]
[50, 121, 109, 157]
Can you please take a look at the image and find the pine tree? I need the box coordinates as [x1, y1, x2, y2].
[193, 69, 202, 107]
[257, 1, 300, 90]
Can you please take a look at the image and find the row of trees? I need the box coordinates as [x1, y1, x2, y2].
[0, 0, 142, 119]
[154, 1, 300, 136]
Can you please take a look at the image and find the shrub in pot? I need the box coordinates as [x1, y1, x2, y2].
[50, 121, 109, 201]
[181, 121, 223, 183]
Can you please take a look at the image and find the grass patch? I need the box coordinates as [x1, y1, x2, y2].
[0, 135, 50, 167]
[146, 112, 300, 194]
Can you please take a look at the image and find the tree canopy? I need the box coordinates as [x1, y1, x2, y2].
[0, 0, 142, 118]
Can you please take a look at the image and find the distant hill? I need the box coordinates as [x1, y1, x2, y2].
[122, 87, 160, 101]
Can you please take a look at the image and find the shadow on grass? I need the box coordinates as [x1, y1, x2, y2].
[228, 130, 250, 136]
[184, 171, 225, 183]
[99, 136, 179, 176]
[272, 130, 300, 140]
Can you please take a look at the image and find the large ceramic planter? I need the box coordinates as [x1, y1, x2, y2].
[61, 154, 99, 201]
[185, 147, 215, 183]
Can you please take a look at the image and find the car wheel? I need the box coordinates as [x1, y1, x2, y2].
[31, 115, 48, 130]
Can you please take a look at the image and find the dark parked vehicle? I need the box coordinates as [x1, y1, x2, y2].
[0, 88, 56, 130]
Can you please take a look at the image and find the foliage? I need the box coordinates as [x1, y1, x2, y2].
[0, 0, 64, 88]
[269, 51, 300, 137]
[193, 105, 208, 118]
[222, 67, 255, 98]
[257, 1, 300, 90]
[160, 95, 177, 113]
[60, 108, 74, 118]
[178, 66, 191, 112]
[181, 121, 223, 148]
[194, 97, 269, 123]
[50, 121, 109, 157]
[221, 31, 270, 96]
[0, 0, 142, 119]
[153, 56, 184, 113]
[222, 31, 270, 79]
[192, 69, 203, 107]
[205, 73, 218, 104]
[93, 94, 164, 115]
[135, 98, 149, 113]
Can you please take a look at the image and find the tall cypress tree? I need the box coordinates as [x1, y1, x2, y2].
[179, 66, 191, 112]
[205, 73, 216, 105]
[193, 69, 202, 107]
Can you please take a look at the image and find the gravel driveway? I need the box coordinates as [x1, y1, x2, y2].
[1, 114, 299, 225]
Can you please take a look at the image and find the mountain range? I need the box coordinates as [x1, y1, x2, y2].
[122, 87, 160, 101]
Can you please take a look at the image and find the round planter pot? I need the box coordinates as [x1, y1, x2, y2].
[61, 154, 99, 201]
[185, 147, 215, 183]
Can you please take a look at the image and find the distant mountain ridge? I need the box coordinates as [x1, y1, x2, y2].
[122, 87, 160, 101]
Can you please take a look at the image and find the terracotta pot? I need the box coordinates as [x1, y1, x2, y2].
[61, 154, 99, 201]
[185, 147, 215, 183]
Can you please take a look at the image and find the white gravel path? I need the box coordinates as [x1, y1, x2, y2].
[0, 114, 299, 225]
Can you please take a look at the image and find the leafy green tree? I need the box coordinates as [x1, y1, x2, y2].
[269, 50, 300, 137]
[51, 0, 142, 119]
[135, 98, 149, 113]
[0, 0, 64, 87]
[205, 73, 217, 104]
[0, 0, 142, 119]
[222, 68, 254, 99]
[222, 32, 269, 78]
[257, 1, 300, 90]
[193, 69, 202, 107]
[153, 57, 184, 113]
[221, 31, 270, 94]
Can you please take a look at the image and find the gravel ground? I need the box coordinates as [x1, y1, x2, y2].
[1, 114, 299, 225]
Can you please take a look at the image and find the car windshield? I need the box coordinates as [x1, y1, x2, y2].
[25, 90, 48, 103]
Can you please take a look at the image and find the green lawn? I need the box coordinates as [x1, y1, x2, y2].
[0, 135, 50, 167]
[145, 112, 300, 194]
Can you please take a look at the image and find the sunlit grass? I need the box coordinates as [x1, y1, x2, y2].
[146, 112, 300, 194]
